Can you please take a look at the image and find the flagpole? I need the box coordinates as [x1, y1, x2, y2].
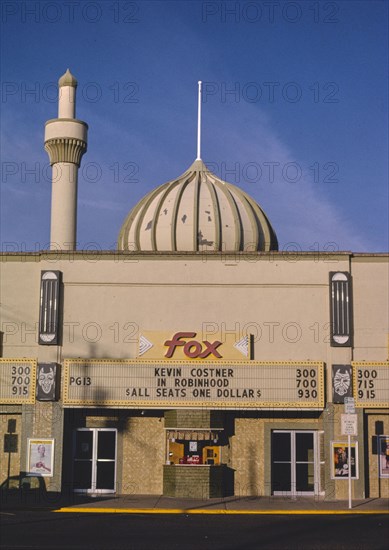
[196, 81, 202, 160]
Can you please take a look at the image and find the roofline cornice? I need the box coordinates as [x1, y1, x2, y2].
[2, 250, 387, 263]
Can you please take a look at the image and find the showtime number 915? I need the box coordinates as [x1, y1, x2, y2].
[296, 368, 318, 399]
[11, 365, 31, 396]
[357, 369, 377, 399]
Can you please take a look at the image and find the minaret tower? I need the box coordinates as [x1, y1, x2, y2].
[44, 69, 88, 250]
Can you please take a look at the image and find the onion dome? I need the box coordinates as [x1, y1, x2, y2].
[58, 68, 78, 88]
[118, 159, 278, 252]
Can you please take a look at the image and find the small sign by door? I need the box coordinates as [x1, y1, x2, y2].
[344, 397, 355, 414]
[341, 414, 358, 436]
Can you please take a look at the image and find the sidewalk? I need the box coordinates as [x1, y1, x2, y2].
[2, 492, 389, 514]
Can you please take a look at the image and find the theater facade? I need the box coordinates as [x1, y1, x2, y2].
[1, 71, 388, 501]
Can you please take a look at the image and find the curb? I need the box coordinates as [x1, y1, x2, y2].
[54, 507, 389, 515]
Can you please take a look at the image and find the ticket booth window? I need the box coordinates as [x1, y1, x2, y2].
[166, 430, 222, 465]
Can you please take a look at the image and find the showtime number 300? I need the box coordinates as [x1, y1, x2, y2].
[296, 368, 318, 399]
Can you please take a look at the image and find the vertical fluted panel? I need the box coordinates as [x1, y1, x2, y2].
[44, 138, 87, 166]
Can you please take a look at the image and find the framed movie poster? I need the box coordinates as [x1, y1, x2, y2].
[27, 439, 54, 477]
[331, 441, 358, 479]
[379, 436, 389, 478]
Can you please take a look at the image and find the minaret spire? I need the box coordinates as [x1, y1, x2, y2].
[44, 69, 88, 250]
[196, 80, 202, 160]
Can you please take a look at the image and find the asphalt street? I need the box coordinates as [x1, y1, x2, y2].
[1, 511, 388, 550]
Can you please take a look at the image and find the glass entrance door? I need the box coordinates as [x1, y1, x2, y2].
[73, 428, 117, 494]
[271, 430, 317, 496]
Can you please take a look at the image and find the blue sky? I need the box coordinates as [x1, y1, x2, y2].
[1, 0, 388, 252]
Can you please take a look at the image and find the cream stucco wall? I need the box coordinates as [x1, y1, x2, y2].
[3, 251, 384, 364]
[1, 251, 388, 498]
[2, 252, 387, 400]
[352, 257, 389, 361]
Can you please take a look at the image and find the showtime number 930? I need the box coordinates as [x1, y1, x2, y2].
[296, 368, 318, 399]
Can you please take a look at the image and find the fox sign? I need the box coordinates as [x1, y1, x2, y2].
[138, 331, 251, 360]
[164, 332, 222, 359]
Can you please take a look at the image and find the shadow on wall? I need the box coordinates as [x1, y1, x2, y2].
[73, 341, 111, 407]
[247, 441, 259, 496]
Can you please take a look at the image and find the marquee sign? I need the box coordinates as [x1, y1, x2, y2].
[0, 359, 37, 404]
[352, 362, 389, 408]
[63, 359, 325, 409]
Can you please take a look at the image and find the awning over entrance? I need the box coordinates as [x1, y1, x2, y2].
[166, 429, 223, 441]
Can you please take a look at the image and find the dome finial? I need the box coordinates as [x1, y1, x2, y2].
[196, 81, 202, 160]
[58, 68, 78, 88]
